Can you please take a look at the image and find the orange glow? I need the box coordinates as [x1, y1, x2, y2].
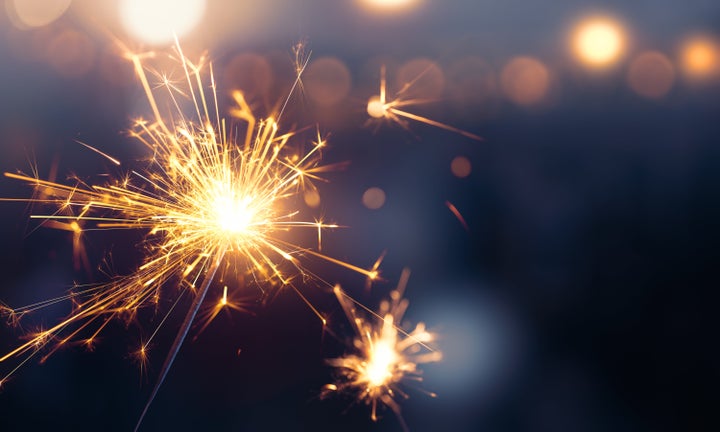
[571, 16, 626, 67]
[680, 37, 719, 78]
[627, 51, 675, 99]
[501, 57, 550, 106]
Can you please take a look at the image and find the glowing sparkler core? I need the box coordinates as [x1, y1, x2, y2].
[1, 42, 379, 424]
[324, 269, 441, 427]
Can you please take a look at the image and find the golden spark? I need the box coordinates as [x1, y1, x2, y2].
[1, 41, 377, 426]
[367, 65, 482, 141]
[323, 268, 442, 429]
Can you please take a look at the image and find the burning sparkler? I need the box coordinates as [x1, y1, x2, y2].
[322, 268, 442, 430]
[367, 64, 483, 141]
[0, 41, 378, 427]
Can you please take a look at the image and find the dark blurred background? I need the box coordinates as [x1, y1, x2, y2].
[1, 1, 719, 431]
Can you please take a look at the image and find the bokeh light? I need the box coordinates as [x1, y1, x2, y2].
[627, 51, 675, 99]
[362, 187, 386, 210]
[680, 36, 719, 79]
[45, 29, 95, 78]
[304, 57, 352, 107]
[396, 58, 445, 99]
[500, 57, 550, 106]
[119, 0, 206, 45]
[571, 16, 626, 67]
[362, 0, 416, 11]
[223, 53, 274, 100]
[303, 189, 321, 208]
[451, 156, 472, 178]
[5, 0, 71, 30]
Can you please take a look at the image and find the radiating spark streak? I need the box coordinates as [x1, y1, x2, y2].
[1, 40, 375, 414]
[76, 140, 122, 166]
[445, 200, 469, 231]
[323, 269, 441, 428]
[367, 65, 483, 141]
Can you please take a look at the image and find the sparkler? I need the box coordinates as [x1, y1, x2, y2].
[367, 65, 483, 141]
[323, 268, 442, 429]
[0, 41, 378, 427]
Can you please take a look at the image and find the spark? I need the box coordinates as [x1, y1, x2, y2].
[322, 269, 441, 429]
[1, 40, 377, 426]
[367, 65, 482, 141]
[445, 201, 469, 231]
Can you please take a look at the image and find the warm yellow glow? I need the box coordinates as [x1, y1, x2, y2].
[212, 194, 254, 235]
[627, 51, 675, 99]
[119, 0, 206, 45]
[572, 17, 626, 67]
[1, 42, 377, 384]
[367, 96, 387, 119]
[323, 270, 442, 423]
[5, 0, 71, 29]
[366, 340, 397, 387]
[364, 0, 416, 9]
[681, 37, 719, 78]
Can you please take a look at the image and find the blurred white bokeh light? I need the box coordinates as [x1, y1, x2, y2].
[119, 0, 206, 45]
[415, 285, 523, 399]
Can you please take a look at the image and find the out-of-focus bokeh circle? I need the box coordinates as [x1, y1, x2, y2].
[451, 156, 472, 178]
[396, 58, 445, 100]
[627, 51, 675, 99]
[45, 29, 95, 78]
[303, 189, 321, 208]
[362, 0, 417, 11]
[501, 57, 550, 106]
[362, 187, 386, 210]
[304, 57, 352, 107]
[571, 16, 626, 67]
[5, 0, 71, 29]
[680, 36, 719, 79]
[223, 53, 274, 100]
[119, 0, 206, 45]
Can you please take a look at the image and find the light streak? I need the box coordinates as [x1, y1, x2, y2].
[367, 65, 483, 141]
[323, 269, 441, 429]
[0, 40, 377, 426]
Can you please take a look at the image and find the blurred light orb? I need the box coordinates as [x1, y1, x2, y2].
[681, 37, 719, 78]
[500, 57, 550, 106]
[367, 96, 387, 118]
[304, 57, 352, 107]
[120, 0, 206, 45]
[46, 29, 95, 78]
[6, 0, 71, 29]
[364, 0, 415, 10]
[303, 189, 321, 208]
[223, 53, 273, 99]
[627, 51, 675, 99]
[397, 58, 445, 99]
[362, 187, 386, 210]
[451, 156, 472, 178]
[572, 17, 626, 67]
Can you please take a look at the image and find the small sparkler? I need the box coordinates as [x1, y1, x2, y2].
[323, 268, 442, 429]
[367, 64, 483, 141]
[0, 40, 377, 427]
